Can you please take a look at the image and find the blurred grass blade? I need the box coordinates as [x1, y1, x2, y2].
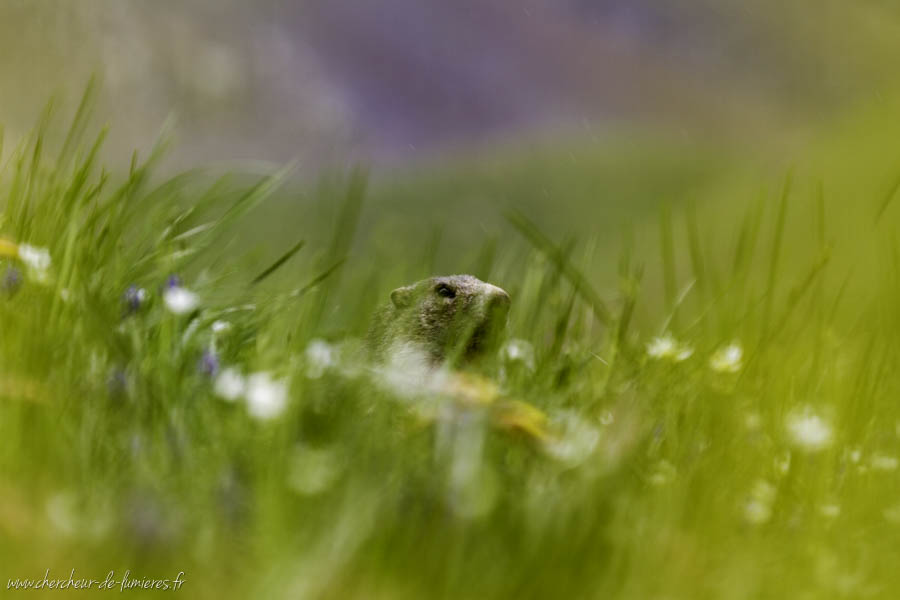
[252, 239, 306, 285]
[659, 202, 676, 317]
[327, 167, 368, 260]
[58, 76, 98, 163]
[874, 173, 900, 225]
[761, 171, 792, 341]
[292, 258, 346, 298]
[505, 208, 611, 325]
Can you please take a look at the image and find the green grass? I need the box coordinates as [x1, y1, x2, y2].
[3, 93, 900, 600]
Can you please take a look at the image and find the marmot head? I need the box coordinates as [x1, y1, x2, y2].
[387, 274, 511, 364]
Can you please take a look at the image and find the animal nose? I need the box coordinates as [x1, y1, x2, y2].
[487, 286, 511, 311]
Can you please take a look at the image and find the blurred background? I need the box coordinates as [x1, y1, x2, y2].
[5, 5, 900, 598]
[2, 0, 899, 170]
[4, 0, 900, 317]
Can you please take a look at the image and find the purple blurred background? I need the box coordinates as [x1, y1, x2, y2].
[0, 1, 896, 169]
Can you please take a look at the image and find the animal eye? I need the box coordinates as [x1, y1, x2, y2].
[436, 284, 456, 299]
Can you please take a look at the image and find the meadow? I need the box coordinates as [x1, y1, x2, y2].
[2, 89, 900, 599]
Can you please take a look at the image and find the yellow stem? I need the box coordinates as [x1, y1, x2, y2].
[0, 238, 18, 259]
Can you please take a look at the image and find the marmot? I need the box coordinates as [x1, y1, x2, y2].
[366, 274, 511, 366]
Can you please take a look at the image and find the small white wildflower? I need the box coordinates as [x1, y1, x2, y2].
[211, 320, 231, 334]
[647, 334, 676, 358]
[163, 286, 199, 314]
[600, 410, 615, 426]
[846, 447, 862, 464]
[647, 334, 694, 362]
[674, 345, 694, 361]
[245, 372, 289, 420]
[305, 339, 337, 379]
[544, 410, 600, 467]
[501, 338, 536, 371]
[710, 342, 743, 373]
[18, 243, 51, 272]
[820, 504, 841, 519]
[870, 454, 899, 471]
[786, 409, 833, 453]
[214, 368, 245, 402]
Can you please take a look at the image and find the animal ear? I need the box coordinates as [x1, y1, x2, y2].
[390, 285, 413, 308]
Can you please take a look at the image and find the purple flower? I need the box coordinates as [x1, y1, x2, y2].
[199, 348, 220, 377]
[165, 274, 183, 290]
[123, 285, 147, 315]
[1, 266, 22, 295]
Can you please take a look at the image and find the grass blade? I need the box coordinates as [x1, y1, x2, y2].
[505, 208, 611, 325]
[251, 239, 306, 285]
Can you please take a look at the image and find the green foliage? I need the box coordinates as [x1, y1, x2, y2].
[3, 94, 900, 600]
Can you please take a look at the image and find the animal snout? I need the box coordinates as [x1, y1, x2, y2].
[485, 285, 511, 315]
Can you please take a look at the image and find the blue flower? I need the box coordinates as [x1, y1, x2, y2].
[123, 285, 148, 314]
[164, 274, 183, 290]
[1, 266, 22, 296]
[199, 348, 220, 377]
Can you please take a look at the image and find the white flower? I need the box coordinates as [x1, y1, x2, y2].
[501, 338, 536, 370]
[674, 346, 694, 361]
[17, 243, 52, 283]
[214, 368, 245, 402]
[245, 372, 289, 420]
[544, 410, 600, 467]
[870, 454, 899, 471]
[211, 320, 231, 334]
[18, 243, 51, 272]
[820, 504, 841, 518]
[646, 334, 694, 362]
[163, 286, 200, 314]
[786, 409, 833, 453]
[710, 342, 743, 373]
[305, 339, 337, 379]
[647, 335, 675, 358]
